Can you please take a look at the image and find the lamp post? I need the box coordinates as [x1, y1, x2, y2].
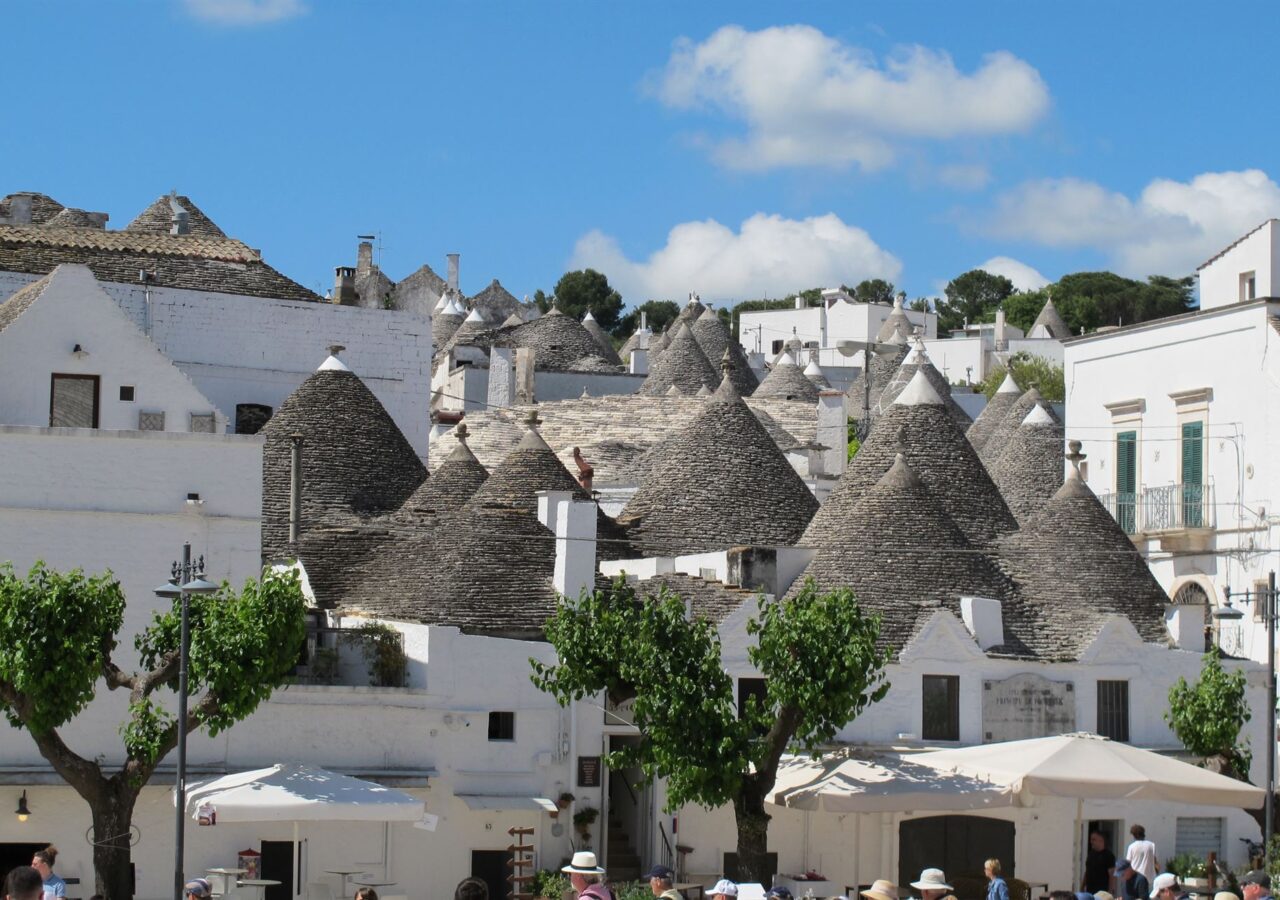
[836, 339, 900, 441]
[154, 544, 219, 900]
[1219, 571, 1276, 848]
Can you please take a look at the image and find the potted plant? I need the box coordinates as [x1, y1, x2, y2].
[531, 870, 570, 900]
[1167, 853, 1210, 888]
[572, 806, 598, 846]
[551, 792, 574, 819]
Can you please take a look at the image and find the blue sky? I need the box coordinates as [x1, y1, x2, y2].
[7, 1, 1280, 305]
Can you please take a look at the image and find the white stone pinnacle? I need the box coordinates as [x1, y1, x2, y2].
[893, 368, 945, 406]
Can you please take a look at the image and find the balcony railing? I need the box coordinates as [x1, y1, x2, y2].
[1098, 483, 1214, 535]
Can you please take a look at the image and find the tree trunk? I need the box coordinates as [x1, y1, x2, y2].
[90, 781, 140, 900]
[733, 791, 772, 885]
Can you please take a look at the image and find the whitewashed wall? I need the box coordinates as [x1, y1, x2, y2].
[1198, 222, 1279, 310]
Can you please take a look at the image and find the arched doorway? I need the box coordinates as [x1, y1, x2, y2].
[1170, 581, 1211, 651]
[898, 816, 1015, 900]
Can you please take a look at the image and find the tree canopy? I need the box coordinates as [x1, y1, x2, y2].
[531, 577, 888, 881]
[935, 269, 1016, 333]
[1165, 650, 1253, 782]
[617, 300, 681, 337]
[535, 270, 626, 335]
[0, 562, 307, 900]
[979, 352, 1066, 403]
[853, 279, 896, 305]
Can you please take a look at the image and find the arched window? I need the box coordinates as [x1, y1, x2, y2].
[235, 403, 273, 435]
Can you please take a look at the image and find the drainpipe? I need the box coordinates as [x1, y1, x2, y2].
[289, 434, 304, 545]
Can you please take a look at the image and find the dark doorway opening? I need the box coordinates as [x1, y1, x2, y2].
[0, 843, 51, 889]
[260, 840, 295, 900]
[472, 849, 510, 900]
[899, 816, 1015, 900]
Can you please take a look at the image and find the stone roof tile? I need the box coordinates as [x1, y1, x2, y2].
[691, 308, 758, 396]
[966, 371, 1021, 453]
[639, 322, 718, 396]
[754, 354, 820, 402]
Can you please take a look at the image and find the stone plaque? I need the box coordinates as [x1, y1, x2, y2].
[982, 673, 1075, 742]
[577, 755, 601, 788]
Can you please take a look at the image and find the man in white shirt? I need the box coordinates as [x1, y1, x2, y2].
[1124, 824, 1158, 883]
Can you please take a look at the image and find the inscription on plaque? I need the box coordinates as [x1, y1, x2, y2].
[982, 673, 1075, 742]
[577, 755, 601, 788]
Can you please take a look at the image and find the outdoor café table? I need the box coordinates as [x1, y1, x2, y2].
[353, 882, 397, 891]
[325, 870, 367, 898]
[238, 879, 282, 900]
[206, 868, 246, 897]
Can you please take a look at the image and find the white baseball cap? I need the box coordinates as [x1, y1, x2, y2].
[709, 881, 738, 898]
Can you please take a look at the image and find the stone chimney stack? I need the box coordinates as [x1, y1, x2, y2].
[168, 192, 190, 236]
[357, 241, 374, 277]
[0, 195, 33, 225]
[794, 292, 805, 310]
[515, 348, 536, 404]
[333, 267, 357, 305]
[552, 497, 598, 600]
[447, 253, 460, 293]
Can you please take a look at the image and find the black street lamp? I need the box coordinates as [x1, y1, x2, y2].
[154, 544, 219, 900]
[1220, 571, 1276, 849]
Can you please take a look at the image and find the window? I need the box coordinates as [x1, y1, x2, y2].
[235, 403, 273, 435]
[487, 711, 515, 741]
[737, 677, 768, 723]
[771, 339, 784, 355]
[1115, 430, 1137, 533]
[189, 412, 217, 434]
[1175, 816, 1223, 858]
[1254, 579, 1269, 623]
[49, 374, 99, 428]
[1241, 271, 1257, 302]
[1096, 680, 1130, 742]
[119, 385, 135, 402]
[138, 411, 165, 431]
[922, 675, 960, 741]
[1181, 421, 1204, 527]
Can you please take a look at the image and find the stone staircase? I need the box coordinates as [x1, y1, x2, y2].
[607, 814, 642, 883]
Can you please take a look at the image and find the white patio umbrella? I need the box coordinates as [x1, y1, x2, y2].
[769, 749, 1015, 812]
[184, 763, 426, 896]
[916, 733, 1265, 882]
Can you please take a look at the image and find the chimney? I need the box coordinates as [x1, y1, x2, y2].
[552, 497, 598, 600]
[995, 307, 1007, 349]
[447, 253, 460, 293]
[168, 192, 190, 236]
[487, 346, 516, 408]
[288, 434, 304, 544]
[794, 293, 805, 310]
[536, 489, 574, 534]
[816, 391, 847, 478]
[515, 348, 536, 404]
[960, 596, 1004, 650]
[357, 241, 374, 277]
[0, 194, 32, 225]
[629, 347, 649, 376]
[333, 267, 357, 305]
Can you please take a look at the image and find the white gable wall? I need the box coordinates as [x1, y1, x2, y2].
[1199, 220, 1279, 310]
[0, 265, 224, 431]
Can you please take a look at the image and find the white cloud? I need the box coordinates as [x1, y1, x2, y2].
[936, 163, 993, 191]
[181, 0, 307, 25]
[983, 169, 1280, 275]
[571, 212, 902, 303]
[978, 256, 1049, 291]
[653, 25, 1050, 171]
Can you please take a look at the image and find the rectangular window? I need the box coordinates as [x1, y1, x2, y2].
[1241, 271, 1257, 302]
[737, 677, 768, 722]
[49, 374, 99, 428]
[1175, 816, 1223, 858]
[771, 339, 784, 355]
[1181, 421, 1204, 527]
[487, 711, 515, 741]
[1097, 680, 1130, 742]
[1115, 430, 1137, 533]
[922, 675, 960, 741]
[119, 385, 135, 402]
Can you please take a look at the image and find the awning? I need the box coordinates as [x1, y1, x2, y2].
[456, 794, 558, 812]
[185, 763, 425, 823]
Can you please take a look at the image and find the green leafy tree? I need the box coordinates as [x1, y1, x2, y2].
[907, 298, 931, 313]
[1165, 650, 1253, 781]
[979, 352, 1066, 402]
[617, 300, 681, 338]
[0, 562, 307, 900]
[536, 270, 625, 335]
[936, 269, 1015, 333]
[853, 279, 896, 305]
[531, 577, 889, 882]
[999, 289, 1050, 334]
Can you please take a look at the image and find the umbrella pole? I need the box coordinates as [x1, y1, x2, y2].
[1073, 798, 1083, 890]
[294, 821, 300, 898]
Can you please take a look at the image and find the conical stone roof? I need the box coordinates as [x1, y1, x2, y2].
[621, 374, 818, 555]
[987, 405, 1066, 525]
[875, 340, 971, 426]
[125, 193, 226, 238]
[46, 207, 103, 228]
[505, 308, 620, 371]
[754, 353, 820, 402]
[581, 311, 623, 366]
[846, 339, 908, 420]
[803, 369, 1017, 547]
[993, 447, 1170, 659]
[790, 453, 1020, 653]
[401, 423, 488, 516]
[691, 307, 758, 396]
[261, 353, 427, 560]
[803, 359, 831, 389]
[432, 308, 465, 349]
[876, 295, 915, 342]
[1030, 296, 1072, 340]
[966, 371, 1021, 453]
[674, 296, 707, 330]
[639, 322, 718, 396]
[979, 387, 1061, 465]
[619, 329, 642, 362]
[648, 326, 672, 360]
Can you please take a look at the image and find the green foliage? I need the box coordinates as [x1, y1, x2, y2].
[572, 806, 598, 829]
[847, 420, 861, 462]
[853, 279, 896, 305]
[536, 270, 625, 335]
[0, 563, 125, 735]
[1001, 273, 1196, 337]
[979, 352, 1066, 403]
[617, 300, 680, 338]
[999, 290, 1050, 334]
[613, 883, 652, 900]
[907, 298, 930, 313]
[530, 577, 888, 813]
[1164, 852, 1208, 880]
[530, 870, 570, 900]
[341, 620, 407, 687]
[1165, 651, 1253, 780]
[936, 269, 1015, 333]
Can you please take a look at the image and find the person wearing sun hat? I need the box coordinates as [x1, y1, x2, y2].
[861, 880, 899, 900]
[911, 870, 953, 900]
[708, 880, 738, 900]
[562, 852, 610, 900]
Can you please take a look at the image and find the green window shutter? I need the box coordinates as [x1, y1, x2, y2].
[1181, 421, 1203, 486]
[1116, 431, 1137, 494]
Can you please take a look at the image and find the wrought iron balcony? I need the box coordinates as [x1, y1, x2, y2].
[1098, 483, 1214, 536]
